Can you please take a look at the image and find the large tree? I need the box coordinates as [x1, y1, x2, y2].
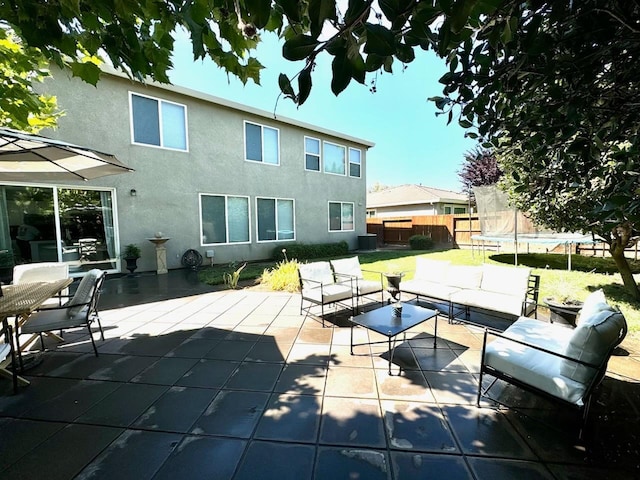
[3, 1, 640, 296]
[458, 147, 501, 196]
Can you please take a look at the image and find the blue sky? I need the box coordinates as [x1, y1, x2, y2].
[168, 31, 476, 192]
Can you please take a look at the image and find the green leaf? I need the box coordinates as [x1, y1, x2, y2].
[345, 0, 369, 23]
[69, 61, 101, 85]
[276, 0, 302, 22]
[331, 52, 352, 95]
[365, 53, 385, 71]
[245, 0, 271, 29]
[282, 35, 319, 61]
[395, 43, 415, 63]
[379, 0, 399, 21]
[364, 24, 395, 56]
[298, 65, 313, 105]
[308, 0, 337, 39]
[278, 73, 295, 98]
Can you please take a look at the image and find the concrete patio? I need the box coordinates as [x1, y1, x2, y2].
[1, 269, 639, 479]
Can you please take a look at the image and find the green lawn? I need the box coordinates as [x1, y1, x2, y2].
[199, 248, 640, 335]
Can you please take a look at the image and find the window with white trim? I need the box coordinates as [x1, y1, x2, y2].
[245, 121, 279, 165]
[305, 137, 321, 171]
[200, 194, 250, 245]
[323, 142, 346, 175]
[328, 201, 354, 231]
[130, 92, 187, 150]
[257, 197, 295, 242]
[349, 147, 361, 177]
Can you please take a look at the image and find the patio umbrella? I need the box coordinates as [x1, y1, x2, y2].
[0, 127, 134, 182]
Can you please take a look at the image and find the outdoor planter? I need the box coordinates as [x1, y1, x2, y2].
[543, 297, 584, 328]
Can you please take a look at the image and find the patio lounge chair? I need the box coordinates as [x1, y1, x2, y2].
[330, 256, 384, 311]
[298, 261, 354, 327]
[13, 262, 70, 305]
[18, 269, 106, 356]
[478, 289, 627, 438]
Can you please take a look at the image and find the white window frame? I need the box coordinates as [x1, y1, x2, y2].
[323, 141, 347, 176]
[304, 136, 321, 172]
[328, 201, 355, 232]
[255, 197, 296, 243]
[199, 193, 251, 246]
[244, 121, 280, 166]
[129, 91, 188, 151]
[348, 147, 362, 178]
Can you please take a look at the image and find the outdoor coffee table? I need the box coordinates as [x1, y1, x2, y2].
[349, 303, 439, 375]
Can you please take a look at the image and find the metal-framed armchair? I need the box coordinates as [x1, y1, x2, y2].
[0, 320, 17, 392]
[18, 269, 106, 357]
[298, 261, 355, 327]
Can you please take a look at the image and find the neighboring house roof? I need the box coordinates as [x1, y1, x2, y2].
[367, 184, 468, 208]
[100, 65, 375, 148]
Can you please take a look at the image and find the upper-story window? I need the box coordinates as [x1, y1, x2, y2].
[324, 142, 346, 175]
[129, 92, 188, 151]
[305, 137, 321, 171]
[349, 148, 362, 178]
[200, 194, 250, 245]
[328, 201, 354, 231]
[245, 121, 279, 165]
[256, 197, 295, 242]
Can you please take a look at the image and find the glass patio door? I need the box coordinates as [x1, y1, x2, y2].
[0, 185, 117, 278]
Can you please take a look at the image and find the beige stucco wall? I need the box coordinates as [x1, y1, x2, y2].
[37, 70, 372, 272]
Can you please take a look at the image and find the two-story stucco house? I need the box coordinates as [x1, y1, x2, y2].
[0, 67, 374, 276]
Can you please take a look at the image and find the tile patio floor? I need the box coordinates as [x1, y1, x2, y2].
[1, 270, 639, 479]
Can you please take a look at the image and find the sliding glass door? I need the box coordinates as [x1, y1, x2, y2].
[0, 184, 118, 277]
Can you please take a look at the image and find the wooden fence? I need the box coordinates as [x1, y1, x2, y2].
[366, 214, 481, 248]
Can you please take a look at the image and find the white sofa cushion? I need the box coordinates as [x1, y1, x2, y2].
[484, 318, 588, 405]
[480, 264, 531, 297]
[561, 309, 626, 383]
[299, 262, 334, 290]
[414, 258, 450, 282]
[401, 279, 461, 301]
[450, 289, 525, 317]
[354, 279, 382, 296]
[330, 256, 363, 279]
[445, 265, 483, 289]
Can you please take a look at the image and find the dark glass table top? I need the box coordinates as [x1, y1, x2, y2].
[350, 303, 438, 338]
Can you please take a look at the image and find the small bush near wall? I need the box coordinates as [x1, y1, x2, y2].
[409, 235, 434, 250]
[273, 241, 349, 261]
[260, 259, 300, 292]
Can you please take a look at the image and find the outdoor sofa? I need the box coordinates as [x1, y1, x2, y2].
[400, 258, 539, 324]
[478, 289, 627, 437]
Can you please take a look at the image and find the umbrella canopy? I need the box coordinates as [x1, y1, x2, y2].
[0, 127, 134, 182]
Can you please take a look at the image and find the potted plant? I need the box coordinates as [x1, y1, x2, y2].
[122, 243, 141, 275]
[543, 280, 583, 327]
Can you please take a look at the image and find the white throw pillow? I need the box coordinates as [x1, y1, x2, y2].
[578, 289, 613, 326]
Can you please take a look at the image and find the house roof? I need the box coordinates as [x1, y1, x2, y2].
[367, 184, 468, 208]
[100, 65, 375, 148]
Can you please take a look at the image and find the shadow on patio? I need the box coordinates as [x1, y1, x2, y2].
[0, 271, 638, 479]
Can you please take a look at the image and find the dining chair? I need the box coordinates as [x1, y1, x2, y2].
[0, 320, 17, 392]
[18, 269, 106, 356]
[13, 262, 70, 305]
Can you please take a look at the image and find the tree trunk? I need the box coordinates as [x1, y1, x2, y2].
[608, 222, 640, 300]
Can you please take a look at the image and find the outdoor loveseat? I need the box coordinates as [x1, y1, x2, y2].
[400, 258, 539, 324]
[478, 289, 627, 437]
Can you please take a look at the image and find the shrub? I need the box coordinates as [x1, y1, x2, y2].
[408, 235, 434, 250]
[260, 259, 301, 292]
[272, 241, 349, 261]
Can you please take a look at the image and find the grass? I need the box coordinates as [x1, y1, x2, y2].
[199, 249, 640, 335]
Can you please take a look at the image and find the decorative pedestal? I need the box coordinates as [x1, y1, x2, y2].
[147, 237, 170, 275]
[543, 297, 583, 328]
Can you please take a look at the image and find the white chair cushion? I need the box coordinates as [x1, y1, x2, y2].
[66, 269, 101, 317]
[450, 289, 525, 316]
[354, 279, 382, 295]
[561, 310, 626, 383]
[302, 284, 353, 304]
[330, 256, 363, 279]
[299, 262, 334, 290]
[414, 258, 450, 282]
[0, 343, 10, 363]
[22, 308, 86, 334]
[445, 265, 483, 289]
[481, 264, 531, 297]
[401, 279, 461, 301]
[484, 318, 587, 405]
